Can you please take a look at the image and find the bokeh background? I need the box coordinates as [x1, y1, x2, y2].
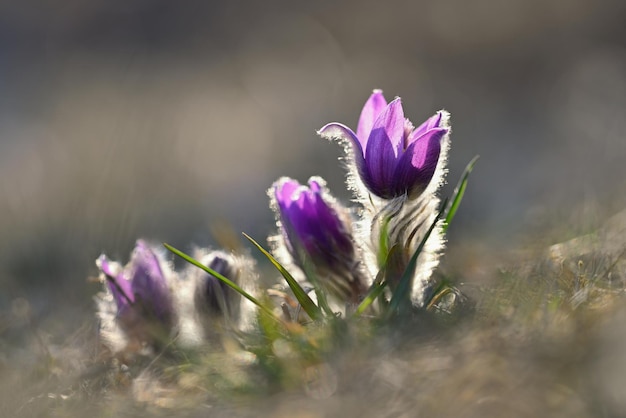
[1, 0, 626, 413]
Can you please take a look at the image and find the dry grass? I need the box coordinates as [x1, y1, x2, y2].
[3, 231, 626, 418]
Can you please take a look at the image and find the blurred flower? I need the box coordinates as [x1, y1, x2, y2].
[97, 240, 174, 339]
[194, 251, 240, 317]
[272, 176, 367, 303]
[181, 248, 258, 341]
[319, 90, 448, 200]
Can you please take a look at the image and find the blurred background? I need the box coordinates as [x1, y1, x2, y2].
[1, 0, 626, 404]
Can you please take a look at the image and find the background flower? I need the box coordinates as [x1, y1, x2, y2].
[96, 240, 175, 351]
[272, 176, 367, 303]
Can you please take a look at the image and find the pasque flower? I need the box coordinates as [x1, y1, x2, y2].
[272, 176, 367, 302]
[97, 240, 174, 332]
[194, 251, 240, 317]
[319, 90, 448, 200]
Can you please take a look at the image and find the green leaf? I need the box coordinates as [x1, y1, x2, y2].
[443, 155, 479, 232]
[355, 281, 387, 316]
[242, 233, 323, 321]
[163, 243, 277, 320]
[387, 199, 448, 317]
[300, 258, 334, 316]
[354, 243, 397, 316]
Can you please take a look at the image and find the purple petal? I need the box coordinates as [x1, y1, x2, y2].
[128, 240, 173, 323]
[308, 178, 322, 193]
[97, 254, 116, 277]
[108, 275, 134, 312]
[276, 178, 299, 205]
[408, 128, 446, 169]
[370, 98, 405, 156]
[313, 193, 353, 256]
[275, 178, 353, 265]
[363, 99, 406, 198]
[274, 178, 306, 255]
[392, 128, 446, 197]
[208, 254, 238, 281]
[363, 133, 396, 198]
[318, 122, 364, 159]
[202, 254, 238, 314]
[97, 254, 135, 308]
[318, 123, 369, 189]
[295, 185, 316, 211]
[410, 112, 443, 141]
[292, 191, 347, 264]
[283, 201, 318, 254]
[356, 90, 387, 145]
[307, 177, 351, 252]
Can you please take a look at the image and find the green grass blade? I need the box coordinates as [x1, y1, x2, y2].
[242, 233, 322, 321]
[387, 199, 448, 316]
[300, 258, 334, 316]
[163, 243, 277, 319]
[355, 281, 387, 316]
[443, 155, 479, 232]
[354, 243, 397, 316]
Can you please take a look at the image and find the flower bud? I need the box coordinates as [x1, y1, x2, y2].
[96, 240, 175, 347]
[194, 251, 240, 317]
[272, 176, 367, 303]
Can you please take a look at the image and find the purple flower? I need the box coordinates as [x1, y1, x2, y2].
[97, 240, 174, 330]
[319, 90, 448, 200]
[272, 176, 366, 302]
[195, 251, 240, 316]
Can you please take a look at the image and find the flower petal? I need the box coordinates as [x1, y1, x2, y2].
[318, 122, 364, 158]
[275, 178, 300, 209]
[318, 123, 370, 190]
[202, 253, 238, 315]
[314, 194, 353, 256]
[371, 98, 405, 156]
[363, 99, 406, 198]
[410, 111, 443, 142]
[284, 199, 319, 254]
[97, 254, 135, 307]
[392, 128, 446, 197]
[129, 240, 173, 323]
[356, 90, 387, 144]
[308, 177, 322, 194]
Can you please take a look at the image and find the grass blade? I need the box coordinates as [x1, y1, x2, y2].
[355, 281, 387, 316]
[163, 243, 277, 319]
[242, 233, 322, 321]
[387, 198, 448, 317]
[443, 155, 479, 232]
[426, 286, 455, 311]
[300, 258, 334, 316]
[354, 243, 398, 316]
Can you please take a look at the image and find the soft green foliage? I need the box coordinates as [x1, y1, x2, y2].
[443, 155, 479, 232]
[242, 233, 323, 321]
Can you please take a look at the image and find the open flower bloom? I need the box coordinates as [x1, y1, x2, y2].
[319, 90, 448, 200]
[97, 240, 174, 333]
[272, 176, 366, 302]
